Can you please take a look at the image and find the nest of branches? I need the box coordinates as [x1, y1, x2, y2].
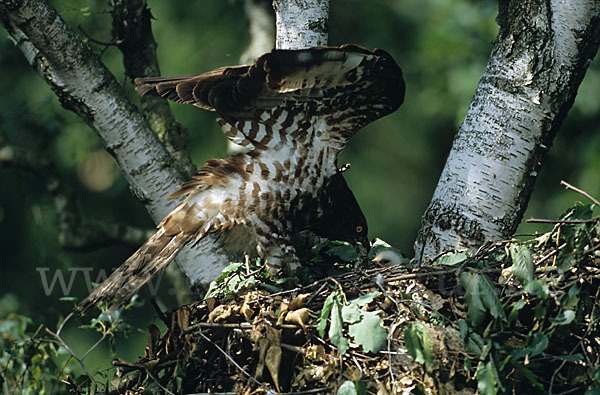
[105, 202, 599, 395]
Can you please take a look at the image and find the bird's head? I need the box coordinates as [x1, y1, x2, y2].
[315, 169, 370, 252]
[326, 213, 370, 252]
[372, 249, 404, 267]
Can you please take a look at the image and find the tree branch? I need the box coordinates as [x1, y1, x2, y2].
[109, 0, 195, 178]
[0, 0, 233, 287]
[0, 0, 182, 221]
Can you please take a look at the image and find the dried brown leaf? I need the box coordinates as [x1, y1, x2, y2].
[289, 293, 311, 310]
[265, 343, 282, 392]
[208, 304, 237, 322]
[285, 307, 310, 330]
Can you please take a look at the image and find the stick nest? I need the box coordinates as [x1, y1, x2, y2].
[110, 204, 600, 394]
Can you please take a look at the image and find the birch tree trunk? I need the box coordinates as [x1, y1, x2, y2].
[272, 0, 328, 49]
[415, 0, 600, 264]
[0, 0, 230, 288]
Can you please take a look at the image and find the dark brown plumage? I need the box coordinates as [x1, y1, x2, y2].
[77, 44, 404, 314]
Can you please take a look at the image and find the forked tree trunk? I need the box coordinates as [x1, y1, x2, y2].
[415, 1, 600, 264]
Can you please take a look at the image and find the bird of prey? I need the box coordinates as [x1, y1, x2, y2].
[77, 44, 404, 313]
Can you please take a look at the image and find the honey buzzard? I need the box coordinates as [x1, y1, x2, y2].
[78, 44, 404, 313]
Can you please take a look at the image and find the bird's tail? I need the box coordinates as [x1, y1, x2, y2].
[76, 203, 205, 314]
[76, 228, 191, 314]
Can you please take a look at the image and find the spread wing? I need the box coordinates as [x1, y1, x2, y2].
[135, 44, 405, 152]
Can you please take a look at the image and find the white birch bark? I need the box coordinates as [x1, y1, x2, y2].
[415, 0, 600, 264]
[273, 0, 328, 49]
[0, 0, 230, 286]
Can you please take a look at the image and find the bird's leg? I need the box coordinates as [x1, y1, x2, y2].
[353, 241, 371, 272]
[255, 233, 300, 277]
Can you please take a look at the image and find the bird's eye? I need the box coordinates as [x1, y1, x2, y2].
[355, 226, 363, 233]
[381, 259, 390, 264]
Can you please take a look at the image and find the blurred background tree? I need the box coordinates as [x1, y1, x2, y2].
[0, 0, 598, 380]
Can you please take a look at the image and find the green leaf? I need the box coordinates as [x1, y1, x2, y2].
[354, 380, 367, 395]
[508, 299, 526, 323]
[337, 380, 357, 395]
[462, 272, 487, 327]
[476, 360, 499, 395]
[511, 359, 543, 389]
[554, 353, 583, 362]
[524, 279, 549, 300]
[512, 333, 548, 359]
[459, 319, 469, 339]
[221, 262, 244, 274]
[532, 305, 547, 325]
[58, 296, 77, 302]
[550, 309, 575, 326]
[317, 292, 336, 338]
[404, 322, 433, 372]
[462, 272, 506, 326]
[433, 250, 469, 266]
[348, 311, 386, 353]
[260, 283, 282, 293]
[318, 240, 358, 262]
[509, 244, 534, 285]
[478, 274, 505, 321]
[528, 333, 549, 357]
[341, 303, 362, 324]
[329, 299, 348, 355]
[351, 292, 380, 307]
[562, 284, 580, 310]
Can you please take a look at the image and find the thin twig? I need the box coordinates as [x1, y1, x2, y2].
[526, 218, 598, 224]
[56, 312, 74, 338]
[384, 269, 456, 283]
[144, 368, 175, 395]
[81, 333, 107, 360]
[113, 358, 178, 375]
[183, 321, 310, 334]
[196, 328, 268, 390]
[561, 180, 600, 207]
[77, 24, 123, 46]
[387, 320, 400, 390]
[45, 327, 94, 385]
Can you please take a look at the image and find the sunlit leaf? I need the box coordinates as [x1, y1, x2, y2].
[337, 380, 357, 395]
[550, 309, 575, 326]
[433, 250, 469, 266]
[329, 299, 348, 355]
[476, 360, 499, 395]
[351, 292, 380, 307]
[341, 303, 362, 324]
[317, 291, 336, 338]
[348, 311, 386, 353]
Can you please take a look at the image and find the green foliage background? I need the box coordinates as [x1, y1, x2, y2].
[0, 0, 598, 385]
